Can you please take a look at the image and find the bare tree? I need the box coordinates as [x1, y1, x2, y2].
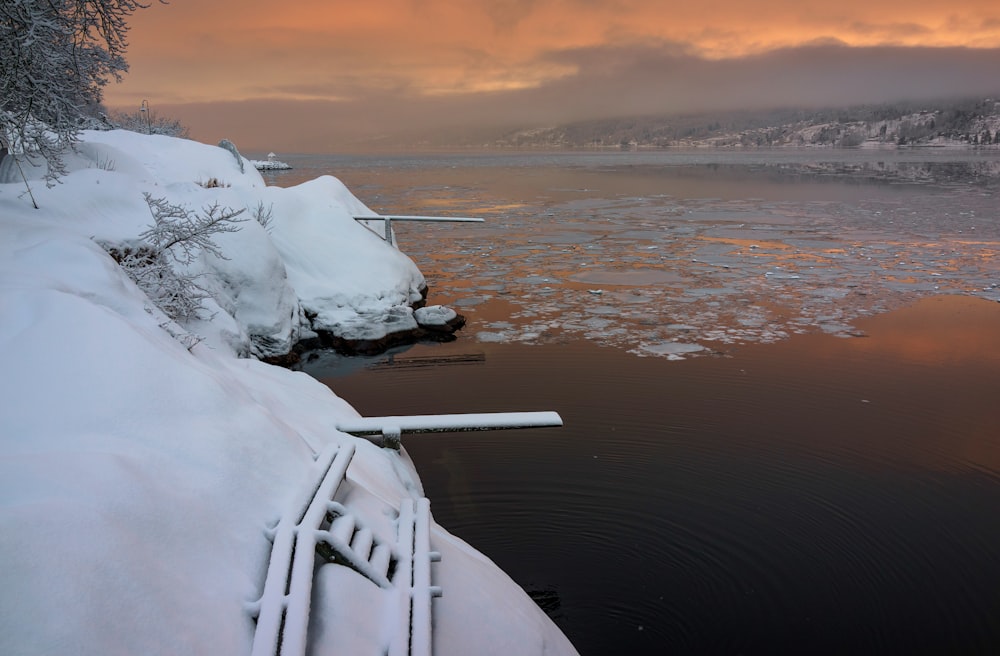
[1, 0, 159, 198]
[107, 106, 189, 138]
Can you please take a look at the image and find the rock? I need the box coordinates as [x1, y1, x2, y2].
[217, 139, 244, 173]
[286, 303, 467, 361]
[260, 350, 301, 366]
[414, 305, 456, 328]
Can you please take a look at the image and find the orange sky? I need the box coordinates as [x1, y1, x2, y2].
[104, 0, 1000, 151]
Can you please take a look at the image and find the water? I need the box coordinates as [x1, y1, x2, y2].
[262, 150, 1000, 354]
[267, 151, 1000, 654]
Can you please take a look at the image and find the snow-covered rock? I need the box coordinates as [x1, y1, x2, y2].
[415, 304, 458, 327]
[3, 130, 440, 359]
[251, 158, 292, 170]
[263, 174, 428, 346]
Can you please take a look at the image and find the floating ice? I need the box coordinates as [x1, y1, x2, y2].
[332, 153, 1000, 359]
[633, 342, 707, 359]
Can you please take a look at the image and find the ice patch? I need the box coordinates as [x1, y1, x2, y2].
[634, 342, 706, 358]
[476, 331, 509, 343]
[290, 152, 1000, 360]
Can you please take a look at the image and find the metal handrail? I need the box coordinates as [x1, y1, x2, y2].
[337, 411, 564, 449]
[354, 214, 484, 245]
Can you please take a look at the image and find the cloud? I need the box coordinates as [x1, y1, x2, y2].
[483, 0, 541, 31]
[112, 0, 1000, 106]
[137, 43, 1000, 152]
[846, 21, 934, 39]
[492, 42, 1000, 119]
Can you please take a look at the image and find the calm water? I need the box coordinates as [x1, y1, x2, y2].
[268, 151, 1000, 654]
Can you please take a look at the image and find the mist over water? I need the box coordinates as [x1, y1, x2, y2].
[275, 150, 1000, 655]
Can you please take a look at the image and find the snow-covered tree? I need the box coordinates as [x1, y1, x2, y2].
[0, 0, 156, 189]
[107, 106, 189, 138]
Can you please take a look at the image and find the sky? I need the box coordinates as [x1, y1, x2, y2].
[104, 0, 1000, 152]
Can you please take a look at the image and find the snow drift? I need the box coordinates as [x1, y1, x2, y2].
[0, 131, 576, 655]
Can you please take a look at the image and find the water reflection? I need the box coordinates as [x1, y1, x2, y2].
[301, 295, 1000, 655]
[283, 152, 1000, 653]
[263, 150, 1000, 358]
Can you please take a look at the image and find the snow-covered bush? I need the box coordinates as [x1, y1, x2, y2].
[104, 194, 247, 326]
[105, 108, 190, 138]
[0, 0, 154, 186]
[251, 200, 275, 233]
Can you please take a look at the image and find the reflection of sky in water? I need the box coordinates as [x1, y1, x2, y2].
[268, 153, 1000, 358]
[287, 155, 1000, 654]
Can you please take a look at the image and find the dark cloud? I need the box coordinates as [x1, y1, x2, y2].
[846, 21, 933, 37]
[154, 43, 1000, 152]
[484, 0, 540, 31]
[486, 42, 1000, 121]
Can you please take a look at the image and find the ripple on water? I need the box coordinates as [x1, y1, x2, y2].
[292, 153, 1000, 655]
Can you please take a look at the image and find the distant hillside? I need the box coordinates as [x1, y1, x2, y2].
[491, 97, 1000, 149]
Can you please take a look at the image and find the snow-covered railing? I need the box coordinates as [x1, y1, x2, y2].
[249, 441, 359, 656]
[353, 214, 484, 246]
[392, 497, 442, 656]
[337, 411, 564, 449]
[249, 440, 443, 656]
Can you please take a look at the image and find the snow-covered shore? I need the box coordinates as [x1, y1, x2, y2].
[0, 131, 577, 655]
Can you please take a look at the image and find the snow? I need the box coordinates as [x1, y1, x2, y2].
[263, 175, 427, 342]
[336, 411, 564, 435]
[0, 131, 577, 655]
[251, 159, 292, 170]
[414, 304, 458, 326]
[633, 341, 707, 359]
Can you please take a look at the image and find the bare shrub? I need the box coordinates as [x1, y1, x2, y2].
[251, 201, 274, 232]
[103, 195, 247, 328]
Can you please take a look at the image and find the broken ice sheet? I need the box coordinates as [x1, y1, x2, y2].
[632, 342, 707, 359]
[383, 155, 1000, 358]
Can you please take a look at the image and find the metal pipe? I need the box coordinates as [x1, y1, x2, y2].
[337, 411, 564, 437]
[354, 215, 484, 223]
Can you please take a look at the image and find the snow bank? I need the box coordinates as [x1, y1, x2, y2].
[0, 130, 430, 359]
[263, 175, 427, 343]
[0, 131, 576, 655]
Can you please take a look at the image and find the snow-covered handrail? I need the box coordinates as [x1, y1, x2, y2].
[353, 214, 484, 245]
[390, 498, 442, 656]
[249, 440, 443, 656]
[337, 411, 564, 448]
[249, 441, 359, 656]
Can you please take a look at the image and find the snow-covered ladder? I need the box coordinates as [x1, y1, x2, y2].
[248, 441, 443, 656]
[353, 214, 484, 246]
[391, 497, 442, 656]
[337, 411, 564, 449]
[248, 442, 361, 656]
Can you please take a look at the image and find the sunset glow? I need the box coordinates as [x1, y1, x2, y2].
[105, 0, 1000, 150]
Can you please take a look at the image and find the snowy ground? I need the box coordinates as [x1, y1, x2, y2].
[0, 131, 576, 655]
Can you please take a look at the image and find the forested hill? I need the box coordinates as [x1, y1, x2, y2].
[493, 97, 1000, 149]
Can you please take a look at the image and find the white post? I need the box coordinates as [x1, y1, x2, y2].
[390, 500, 416, 656]
[411, 498, 435, 656]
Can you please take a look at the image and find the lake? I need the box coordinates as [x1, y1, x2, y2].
[265, 150, 1000, 655]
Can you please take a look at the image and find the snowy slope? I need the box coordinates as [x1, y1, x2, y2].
[0, 131, 577, 655]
